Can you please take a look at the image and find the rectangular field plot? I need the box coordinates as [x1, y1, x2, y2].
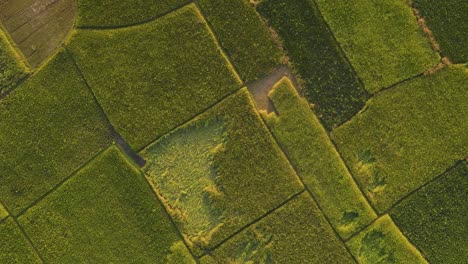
[0, 218, 42, 263]
[263, 77, 376, 239]
[77, 0, 190, 27]
[391, 160, 468, 264]
[68, 4, 242, 150]
[332, 65, 468, 212]
[413, 0, 467, 63]
[316, 0, 439, 92]
[347, 215, 427, 264]
[0, 28, 28, 94]
[200, 193, 354, 264]
[19, 145, 195, 263]
[257, 0, 369, 129]
[198, 0, 284, 82]
[140, 88, 303, 254]
[0, 50, 112, 215]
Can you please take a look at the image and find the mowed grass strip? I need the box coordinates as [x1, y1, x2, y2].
[262, 77, 376, 239]
[77, 0, 190, 27]
[19, 145, 195, 263]
[391, 161, 468, 264]
[0, 50, 112, 215]
[347, 215, 427, 264]
[413, 0, 467, 63]
[141, 88, 303, 254]
[200, 193, 355, 264]
[316, 0, 439, 93]
[257, 0, 369, 129]
[332, 65, 468, 212]
[198, 0, 284, 82]
[0, 29, 28, 94]
[0, 218, 42, 263]
[68, 4, 242, 150]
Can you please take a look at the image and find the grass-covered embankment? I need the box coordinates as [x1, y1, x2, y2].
[263, 77, 376, 239]
[0, 29, 28, 95]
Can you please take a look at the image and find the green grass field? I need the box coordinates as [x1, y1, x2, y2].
[198, 0, 284, 82]
[68, 5, 241, 150]
[141, 88, 303, 254]
[0, 0, 465, 262]
[413, 0, 467, 63]
[257, 0, 369, 129]
[0, 29, 28, 94]
[391, 160, 468, 264]
[263, 77, 376, 239]
[316, 0, 440, 92]
[332, 65, 468, 212]
[19, 145, 195, 263]
[201, 192, 355, 263]
[0, 50, 112, 215]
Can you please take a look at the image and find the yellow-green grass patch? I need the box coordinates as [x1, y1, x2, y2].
[316, 0, 440, 92]
[332, 65, 468, 212]
[0, 28, 28, 94]
[198, 0, 284, 82]
[200, 192, 355, 264]
[347, 215, 427, 264]
[0, 218, 42, 263]
[140, 88, 303, 254]
[0, 202, 8, 221]
[391, 160, 468, 264]
[0, 50, 112, 215]
[263, 77, 376, 239]
[19, 145, 194, 263]
[68, 4, 242, 150]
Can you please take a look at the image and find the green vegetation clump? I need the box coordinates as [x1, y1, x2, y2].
[0, 202, 8, 221]
[413, 0, 467, 63]
[141, 89, 303, 254]
[201, 193, 355, 264]
[316, 0, 439, 92]
[262, 77, 376, 239]
[347, 215, 427, 264]
[257, 0, 369, 129]
[391, 161, 468, 264]
[0, 218, 41, 263]
[198, 0, 284, 82]
[0, 29, 28, 94]
[0, 51, 112, 215]
[77, 0, 190, 27]
[68, 5, 242, 149]
[19, 145, 193, 263]
[332, 65, 468, 212]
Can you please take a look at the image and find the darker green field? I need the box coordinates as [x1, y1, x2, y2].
[391, 161, 468, 264]
[0, 29, 28, 95]
[0, 51, 112, 215]
[198, 0, 284, 82]
[141, 88, 303, 254]
[19, 145, 194, 263]
[263, 77, 376, 239]
[201, 193, 355, 264]
[77, 0, 190, 27]
[316, 0, 439, 92]
[68, 5, 241, 150]
[413, 0, 467, 63]
[257, 0, 369, 129]
[332, 65, 468, 212]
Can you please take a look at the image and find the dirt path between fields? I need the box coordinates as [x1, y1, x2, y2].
[246, 65, 302, 113]
[0, 0, 76, 68]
